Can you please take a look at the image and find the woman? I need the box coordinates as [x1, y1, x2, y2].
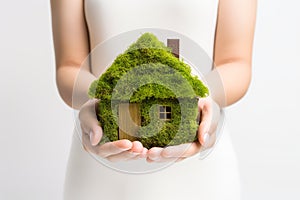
[50, 0, 256, 199]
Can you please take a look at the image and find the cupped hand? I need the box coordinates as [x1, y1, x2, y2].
[146, 96, 220, 163]
[79, 99, 148, 162]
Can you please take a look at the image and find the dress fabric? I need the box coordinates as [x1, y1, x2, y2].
[64, 0, 241, 199]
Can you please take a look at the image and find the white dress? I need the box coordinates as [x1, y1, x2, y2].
[64, 0, 241, 199]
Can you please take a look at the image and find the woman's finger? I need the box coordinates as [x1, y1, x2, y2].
[82, 131, 97, 154]
[137, 147, 148, 159]
[200, 131, 217, 151]
[79, 99, 99, 130]
[79, 99, 103, 146]
[198, 98, 213, 145]
[106, 150, 140, 162]
[89, 125, 103, 146]
[161, 142, 201, 158]
[99, 141, 144, 162]
[147, 142, 202, 163]
[131, 141, 144, 153]
[95, 139, 132, 157]
[147, 147, 164, 161]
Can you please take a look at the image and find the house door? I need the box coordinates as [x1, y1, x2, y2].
[118, 103, 141, 141]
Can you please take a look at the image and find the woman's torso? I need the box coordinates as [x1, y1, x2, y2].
[63, 1, 242, 199]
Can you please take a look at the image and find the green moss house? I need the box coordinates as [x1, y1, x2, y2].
[88, 33, 209, 149]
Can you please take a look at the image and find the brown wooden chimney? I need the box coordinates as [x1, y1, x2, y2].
[167, 39, 180, 58]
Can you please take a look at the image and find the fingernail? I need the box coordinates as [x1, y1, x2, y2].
[203, 133, 210, 146]
[90, 131, 96, 146]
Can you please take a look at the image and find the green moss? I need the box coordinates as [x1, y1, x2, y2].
[137, 98, 199, 149]
[88, 33, 209, 100]
[88, 32, 208, 147]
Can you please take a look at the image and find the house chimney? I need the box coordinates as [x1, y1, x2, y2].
[167, 39, 180, 59]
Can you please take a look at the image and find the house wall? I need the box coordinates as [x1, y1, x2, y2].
[138, 98, 199, 149]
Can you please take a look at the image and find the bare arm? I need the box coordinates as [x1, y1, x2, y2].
[50, 0, 96, 109]
[207, 0, 257, 107]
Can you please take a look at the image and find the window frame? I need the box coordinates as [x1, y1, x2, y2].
[159, 105, 172, 121]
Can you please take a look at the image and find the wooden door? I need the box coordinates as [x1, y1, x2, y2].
[118, 103, 141, 141]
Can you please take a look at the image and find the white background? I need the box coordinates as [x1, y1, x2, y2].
[0, 0, 299, 199]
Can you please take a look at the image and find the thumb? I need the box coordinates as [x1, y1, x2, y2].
[79, 99, 103, 146]
[89, 124, 103, 146]
[197, 97, 212, 146]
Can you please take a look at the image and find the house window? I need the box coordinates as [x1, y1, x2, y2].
[159, 106, 171, 121]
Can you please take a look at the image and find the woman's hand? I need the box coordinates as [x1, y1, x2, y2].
[79, 99, 148, 162]
[146, 96, 220, 163]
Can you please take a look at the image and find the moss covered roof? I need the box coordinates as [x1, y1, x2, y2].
[88, 33, 209, 102]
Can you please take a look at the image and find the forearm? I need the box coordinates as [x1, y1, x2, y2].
[56, 66, 96, 110]
[205, 61, 251, 107]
